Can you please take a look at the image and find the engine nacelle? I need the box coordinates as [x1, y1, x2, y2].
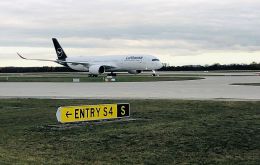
[128, 70, 142, 74]
[89, 65, 105, 75]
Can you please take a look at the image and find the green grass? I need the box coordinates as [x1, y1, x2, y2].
[0, 99, 259, 164]
[0, 76, 203, 82]
[231, 83, 260, 86]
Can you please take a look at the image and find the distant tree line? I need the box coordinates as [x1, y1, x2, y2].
[159, 62, 260, 71]
[1, 62, 260, 73]
[0, 66, 76, 73]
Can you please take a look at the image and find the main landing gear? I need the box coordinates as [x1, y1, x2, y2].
[107, 72, 117, 77]
[105, 72, 117, 82]
[88, 74, 98, 77]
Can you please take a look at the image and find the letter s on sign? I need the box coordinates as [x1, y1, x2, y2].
[104, 107, 107, 116]
[121, 106, 125, 116]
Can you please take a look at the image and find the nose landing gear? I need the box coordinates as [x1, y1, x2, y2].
[152, 70, 159, 76]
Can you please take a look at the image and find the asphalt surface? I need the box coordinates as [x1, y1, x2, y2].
[0, 74, 260, 100]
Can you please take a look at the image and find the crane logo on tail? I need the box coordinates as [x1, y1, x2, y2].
[57, 48, 63, 57]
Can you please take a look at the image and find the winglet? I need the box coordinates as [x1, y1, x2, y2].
[17, 52, 27, 60]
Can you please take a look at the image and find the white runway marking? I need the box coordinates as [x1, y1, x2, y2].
[0, 75, 260, 100]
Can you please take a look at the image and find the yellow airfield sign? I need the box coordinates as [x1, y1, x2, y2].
[56, 103, 130, 123]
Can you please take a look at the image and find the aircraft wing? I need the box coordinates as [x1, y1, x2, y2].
[17, 53, 117, 69]
[17, 53, 58, 62]
[17, 52, 89, 65]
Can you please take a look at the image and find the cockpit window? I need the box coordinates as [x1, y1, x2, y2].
[152, 59, 159, 61]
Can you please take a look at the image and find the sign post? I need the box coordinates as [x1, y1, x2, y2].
[56, 103, 130, 123]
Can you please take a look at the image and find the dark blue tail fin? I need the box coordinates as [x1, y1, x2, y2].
[52, 38, 67, 60]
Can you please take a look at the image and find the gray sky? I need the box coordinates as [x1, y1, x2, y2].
[1, 0, 260, 66]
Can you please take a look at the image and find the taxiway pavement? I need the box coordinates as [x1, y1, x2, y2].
[0, 75, 260, 100]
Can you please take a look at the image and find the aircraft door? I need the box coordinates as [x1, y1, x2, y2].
[142, 56, 149, 70]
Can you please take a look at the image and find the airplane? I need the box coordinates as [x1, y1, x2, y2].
[17, 38, 163, 77]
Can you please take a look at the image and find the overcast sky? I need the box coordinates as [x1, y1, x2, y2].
[1, 0, 260, 66]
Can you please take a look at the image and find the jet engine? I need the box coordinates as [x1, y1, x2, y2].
[89, 65, 105, 75]
[128, 70, 142, 74]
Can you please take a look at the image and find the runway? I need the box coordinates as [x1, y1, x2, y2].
[0, 75, 260, 100]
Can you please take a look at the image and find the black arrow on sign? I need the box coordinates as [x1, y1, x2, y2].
[66, 111, 72, 118]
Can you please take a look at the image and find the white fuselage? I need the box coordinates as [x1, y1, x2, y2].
[66, 55, 163, 72]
